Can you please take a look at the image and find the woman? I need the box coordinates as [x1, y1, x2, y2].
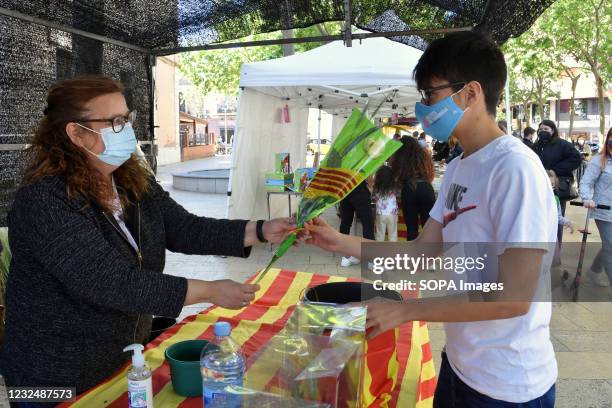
[389, 136, 436, 241]
[0, 76, 294, 396]
[533, 120, 582, 245]
[338, 180, 374, 267]
[580, 127, 612, 287]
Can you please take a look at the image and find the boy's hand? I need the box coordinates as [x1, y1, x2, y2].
[361, 298, 408, 339]
[299, 217, 344, 252]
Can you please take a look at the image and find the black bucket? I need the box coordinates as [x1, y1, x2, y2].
[149, 316, 177, 343]
[304, 282, 402, 304]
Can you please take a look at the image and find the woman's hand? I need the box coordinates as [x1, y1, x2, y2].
[208, 280, 260, 309]
[583, 200, 596, 209]
[185, 279, 260, 309]
[263, 217, 297, 244]
[299, 217, 344, 253]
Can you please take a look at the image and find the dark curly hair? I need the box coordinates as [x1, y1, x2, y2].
[389, 136, 434, 187]
[373, 165, 397, 198]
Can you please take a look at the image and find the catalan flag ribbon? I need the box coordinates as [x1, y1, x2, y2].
[256, 108, 403, 283]
[304, 167, 363, 201]
[60, 270, 434, 408]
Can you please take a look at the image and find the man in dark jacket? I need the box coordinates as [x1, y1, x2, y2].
[533, 120, 581, 245]
[523, 127, 536, 149]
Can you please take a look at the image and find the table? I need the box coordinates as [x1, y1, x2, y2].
[266, 190, 303, 220]
[62, 269, 435, 408]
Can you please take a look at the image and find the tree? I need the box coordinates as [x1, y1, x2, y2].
[504, 31, 559, 125]
[178, 23, 341, 96]
[507, 68, 536, 132]
[503, 33, 557, 125]
[543, 0, 611, 137]
[178, 32, 284, 96]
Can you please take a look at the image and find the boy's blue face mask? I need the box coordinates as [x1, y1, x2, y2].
[76, 123, 137, 167]
[415, 85, 469, 143]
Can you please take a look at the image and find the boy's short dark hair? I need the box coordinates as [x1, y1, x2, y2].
[413, 31, 507, 116]
[523, 126, 536, 138]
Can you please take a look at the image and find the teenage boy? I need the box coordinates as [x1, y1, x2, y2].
[302, 31, 557, 407]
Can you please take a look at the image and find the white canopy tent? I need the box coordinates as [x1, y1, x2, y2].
[228, 35, 423, 220]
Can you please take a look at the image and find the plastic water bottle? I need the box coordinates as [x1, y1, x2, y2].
[200, 322, 244, 408]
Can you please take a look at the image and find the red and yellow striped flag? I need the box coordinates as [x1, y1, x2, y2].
[61, 270, 435, 408]
[304, 167, 364, 201]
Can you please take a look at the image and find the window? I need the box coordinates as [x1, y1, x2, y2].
[219, 128, 235, 144]
[186, 132, 213, 146]
[574, 100, 588, 119]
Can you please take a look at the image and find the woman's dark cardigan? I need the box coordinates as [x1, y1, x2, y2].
[1, 176, 250, 393]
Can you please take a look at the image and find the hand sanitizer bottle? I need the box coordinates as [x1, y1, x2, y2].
[123, 344, 154, 408]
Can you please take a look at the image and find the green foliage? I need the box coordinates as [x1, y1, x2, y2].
[179, 32, 284, 96]
[542, 0, 611, 86]
[503, 0, 611, 132]
[503, 21, 559, 121]
[540, 0, 611, 135]
[178, 23, 342, 96]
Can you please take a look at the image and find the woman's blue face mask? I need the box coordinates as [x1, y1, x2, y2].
[76, 122, 137, 167]
[415, 85, 469, 143]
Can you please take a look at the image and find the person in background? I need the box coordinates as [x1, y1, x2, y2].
[533, 119, 582, 245]
[372, 165, 399, 242]
[393, 131, 402, 140]
[446, 135, 463, 163]
[523, 126, 536, 149]
[547, 170, 574, 233]
[338, 180, 374, 267]
[580, 127, 612, 287]
[418, 132, 429, 148]
[497, 119, 508, 134]
[389, 136, 436, 241]
[582, 141, 592, 161]
[412, 130, 419, 139]
[432, 140, 450, 162]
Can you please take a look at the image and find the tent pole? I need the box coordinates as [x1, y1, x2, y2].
[153, 27, 472, 56]
[317, 106, 322, 156]
[0, 7, 150, 53]
[343, 0, 352, 47]
[505, 64, 512, 136]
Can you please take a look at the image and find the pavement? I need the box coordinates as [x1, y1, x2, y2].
[1, 154, 611, 407]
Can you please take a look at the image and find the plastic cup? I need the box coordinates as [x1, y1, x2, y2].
[164, 339, 208, 397]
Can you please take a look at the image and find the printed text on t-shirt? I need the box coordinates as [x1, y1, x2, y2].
[445, 183, 468, 210]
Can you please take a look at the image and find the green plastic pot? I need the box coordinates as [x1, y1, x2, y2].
[164, 339, 210, 397]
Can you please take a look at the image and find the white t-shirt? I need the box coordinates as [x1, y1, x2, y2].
[429, 135, 558, 402]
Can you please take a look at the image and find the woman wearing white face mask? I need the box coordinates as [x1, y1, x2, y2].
[1, 76, 295, 397]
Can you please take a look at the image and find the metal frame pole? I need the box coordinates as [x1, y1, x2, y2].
[0, 7, 150, 54]
[505, 64, 512, 136]
[344, 0, 352, 47]
[153, 27, 473, 56]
